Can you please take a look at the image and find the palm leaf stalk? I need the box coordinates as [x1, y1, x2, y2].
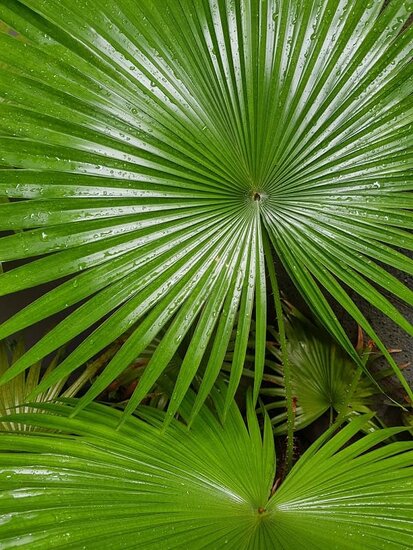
[0, 390, 412, 548]
[263, 232, 295, 473]
[403, 409, 413, 432]
[0, 0, 412, 425]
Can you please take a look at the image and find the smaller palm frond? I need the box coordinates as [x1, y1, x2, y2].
[257, 306, 396, 434]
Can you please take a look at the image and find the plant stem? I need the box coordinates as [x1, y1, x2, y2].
[331, 357, 365, 431]
[262, 230, 294, 474]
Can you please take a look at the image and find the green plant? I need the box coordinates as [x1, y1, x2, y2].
[403, 409, 413, 431]
[0, 0, 412, 431]
[82, 334, 182, 409]
[0, 2, 412, 547]
[260, 308, 394, 434]
[0, 390, 412, 549]
[0, 337, 95, 431]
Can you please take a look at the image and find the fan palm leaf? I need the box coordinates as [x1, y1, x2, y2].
[261, 314, 393, 434]
[0, 390, 412, 548]
[0, 0, 412, 422]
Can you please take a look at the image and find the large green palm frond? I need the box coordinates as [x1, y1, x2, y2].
[0, 391, 412, 548]
[0, 0, 412, 420]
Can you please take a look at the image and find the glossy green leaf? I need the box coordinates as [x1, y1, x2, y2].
[0, 0, 412, 418]
[0, 392, 412, 548]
